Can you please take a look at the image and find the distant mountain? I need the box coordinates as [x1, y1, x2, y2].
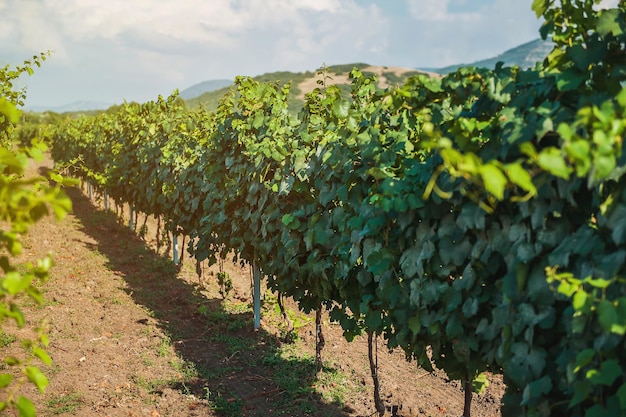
[179, 79, 233, 100]
[426, 38, 554, 75]
[25, 101, 114, 113]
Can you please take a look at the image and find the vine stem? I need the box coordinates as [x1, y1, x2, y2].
[368, 330, 384, 416]
[179, 234, 187, 268]
[277, 292, 294, 339]
[315, 305, 325, 373]
[463, 379, 473, 417]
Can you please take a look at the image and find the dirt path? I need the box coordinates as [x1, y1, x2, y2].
[4, 157, 503, 417]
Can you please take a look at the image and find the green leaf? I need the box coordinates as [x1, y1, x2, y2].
[508, 342, 547, 387]
[4, 356, 20, 366]
[593, 153, 616, 181]
[2, 271, 30, 295]
[332, 99, 350, 118]
[597, 300, 618, 333]
[522, 376, 552, 406]
[618, 88, 626, 108]
[587, 359, 621, 386]
[597, 9, 624, 37]
[472, 372, 489, 394]
[586, 278, 612, 289]
[0, 148, 27, 171]
[49, 172, 63, 184]
[556, 68, 586, 92]
[478, 163, 507, 200]
[16, 396, 36, 417]
[28, 146, 43, 162]
[0, 98, 21, 125]
[520, 142, 538, 159]
[573, 348, 595, 373]
[366, 167, 391, 180]
[617, 383, 626, 410]
[0, 374, 13, 388]
[281, 213, 294, 227]
[572, 290, 589, 312]
[531, 0, 549, 18]
[400, 246, 420, 278]
[570, 380, 591, 407]
[26, 366, 48, 393]
[33, 347, 52, 366]
[564, 139, 591, 176]
[537, 147, 572, 179]
[462, 297, 479, 318]
[506, 162, 536, 194]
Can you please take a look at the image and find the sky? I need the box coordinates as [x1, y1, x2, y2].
[2, 0, 549, 109]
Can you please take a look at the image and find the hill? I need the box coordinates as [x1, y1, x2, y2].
[428, 38, 553, 75]
[183, 39, 553, 113]
[184, 63, 431, 113]
[179, 79, 233, 99]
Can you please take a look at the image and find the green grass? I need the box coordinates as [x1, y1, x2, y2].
[260, 343, 360, 413]
[204, 386, 243, 417]
[223, 300, 250, 315]
[157, 335, 172, 357]
[0, 332, 16, 348]
[46, 392, 83, 415]
[130, 374, 170, 393]
[171, 357, 199, 379]
[209, 334, 251, 355]
[198, 302, 250, 331]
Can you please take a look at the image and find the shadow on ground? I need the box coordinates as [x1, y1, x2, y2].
[65, 186, 351, 417]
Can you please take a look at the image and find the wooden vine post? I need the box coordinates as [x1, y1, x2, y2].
[129, 205, 135, 230]
[172, 233, 179, 265]
[253, 259, 261, 330]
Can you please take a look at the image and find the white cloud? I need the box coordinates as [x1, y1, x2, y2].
[407, 0, 480, 21]
[402, 0, 541, 66]
[0, 0, 69, 62]
[1, 0, 546, 107]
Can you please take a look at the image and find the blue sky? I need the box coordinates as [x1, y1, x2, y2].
[2, 0, 546, 108]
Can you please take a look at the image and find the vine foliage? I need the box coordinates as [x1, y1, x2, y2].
[0, 56, 73, 416]
[50, 1, 626, 415]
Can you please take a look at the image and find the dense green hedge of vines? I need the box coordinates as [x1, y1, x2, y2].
[51, 1, 626, 415]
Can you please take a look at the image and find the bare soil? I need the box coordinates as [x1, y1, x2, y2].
[3, 156, 503, 416]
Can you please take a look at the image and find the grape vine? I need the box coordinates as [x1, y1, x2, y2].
[50, 1, 626, 416]
[1, 55, 73, 416]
